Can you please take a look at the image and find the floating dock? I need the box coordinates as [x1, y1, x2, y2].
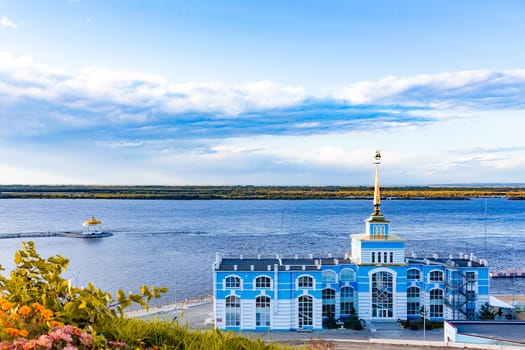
[0, 231, 113, 239]
[491, 270, 525, 279]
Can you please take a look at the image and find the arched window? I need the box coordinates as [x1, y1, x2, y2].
[256, 296, 270, 327]
[371, 271, 393, 318]
[407, 269, 420, 280]
[298, 295, 313, 327]
[322, 270, 337, 283]
[429, 270, 444, 282]
[340, 286, 355, 316]
[298, 275, 313, 289]
[340, 268, 356, 281]
[322, 288, 336, 318]
[255, 276, 271, 289]
[429, 289, 444, 318]
[225, 295, 240, 326]
[406, 286, 420, 316]
[225, 276, 240, 289]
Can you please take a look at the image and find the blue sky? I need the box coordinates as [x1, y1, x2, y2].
[1, 0, 525, 185]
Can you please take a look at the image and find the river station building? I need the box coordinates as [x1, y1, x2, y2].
[213, 153, 490, 331]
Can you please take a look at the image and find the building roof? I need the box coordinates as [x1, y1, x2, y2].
[215, 253, 489, 271]
[83, 217, 101, 226]
[447, 320, 525, 345]
[215, 256, 352, 271]
[406, 257, 487, 268]
[490, 295, 515, 309]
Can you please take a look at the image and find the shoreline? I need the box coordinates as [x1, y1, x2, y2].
[3, 185, 525, 201]
[125, 295, 213, 319]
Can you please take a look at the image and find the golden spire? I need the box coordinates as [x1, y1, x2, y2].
[373, 150, 381, 215]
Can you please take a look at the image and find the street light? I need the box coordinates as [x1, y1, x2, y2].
[420, 290, 428, 341]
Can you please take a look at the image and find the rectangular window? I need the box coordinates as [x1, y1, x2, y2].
[377, 252, 381, 263]
[256, 296, 271, 327]
[256, 276, 271, 288]
[226, 296, 241, 326]
[407, 302, 420, 315]
[384, 252, 388, 263]
[430, 271, 443, 282]
[429, 304, 443, 318]
[372, 252, 375, 263]
[298, 276, 313, 288]
[390, 252, 393, 263]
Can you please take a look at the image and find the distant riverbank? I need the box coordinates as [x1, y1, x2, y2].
[2, 185, 525, 200]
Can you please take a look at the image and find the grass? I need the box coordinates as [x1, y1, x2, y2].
[100, 317, 297, 349]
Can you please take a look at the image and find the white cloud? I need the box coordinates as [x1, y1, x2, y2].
[0, 16, 18, 29]
[0, 52, 307, 117]
[332, 70, 525, 108]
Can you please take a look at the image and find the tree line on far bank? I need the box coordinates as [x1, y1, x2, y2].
[1, 185, 525, 200]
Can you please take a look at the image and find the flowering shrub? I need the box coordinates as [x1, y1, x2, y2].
[0, 325, 95, 350]
[0, 242, 166, 349]
[0, 298, 57, 340]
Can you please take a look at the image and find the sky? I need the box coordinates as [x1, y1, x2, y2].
[1, 0, 525, 186]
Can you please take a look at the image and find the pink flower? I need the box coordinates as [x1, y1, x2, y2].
[0, 341, 12, 350]
[62, 345, 78, 350]
[36, 335, 53, 349]
[79, 332, 93, 346]
[48, 328, 73, 343]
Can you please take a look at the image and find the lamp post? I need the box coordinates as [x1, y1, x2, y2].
[421, 290, 427, 341]
[423, 305, 426, 341]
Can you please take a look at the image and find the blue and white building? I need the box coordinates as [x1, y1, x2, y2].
[213, 153, 490, 331]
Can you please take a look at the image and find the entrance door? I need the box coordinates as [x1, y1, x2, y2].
[378, 308, 389, 318]
[298, 295, 313, 328]
[371, 271, 394, 319]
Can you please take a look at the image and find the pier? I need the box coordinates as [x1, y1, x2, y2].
[0, 231, 112, 239]
[490, 270, 525, 279]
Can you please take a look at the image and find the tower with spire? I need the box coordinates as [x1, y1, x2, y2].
[366, 150, 390, 239]
[350, 151, 406, 265]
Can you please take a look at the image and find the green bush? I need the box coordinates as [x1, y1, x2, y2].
[102, 317, 291, 349]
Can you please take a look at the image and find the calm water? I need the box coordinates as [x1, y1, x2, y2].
[0, 198, 524, 303]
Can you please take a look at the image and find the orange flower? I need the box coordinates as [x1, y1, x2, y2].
[0, 309, 4, 317]
[5, 327, 20, 337]
[18, 305, 31, 315]
[9, 313, 20, 320]
[19, 329, 28, 337]
[1, 301, 14, 310]
[50, 320, 63, 327]
[40, 309, 53, 320]
[32, 302, 44, 312]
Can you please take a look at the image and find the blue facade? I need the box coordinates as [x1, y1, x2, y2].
[213, 155, 490, 331]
